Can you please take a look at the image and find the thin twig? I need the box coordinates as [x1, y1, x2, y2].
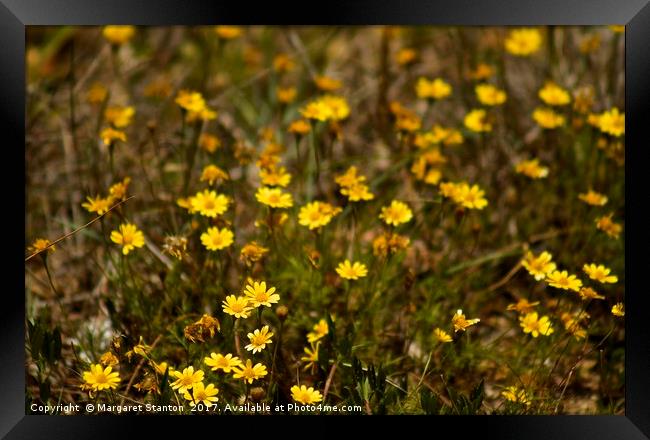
[322, 362, 338, 401]
[25, 196, 135, 262]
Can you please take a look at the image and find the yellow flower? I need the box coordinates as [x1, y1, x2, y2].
[86, 82, 108, 104]
[82, 195, 113, 216]
[187, 107, 217, 123]
[561, 312, 588, 340]
[596, 214, 622, 238]
[199, 133, 221, 153]
[105, 105, 135, 128]
[502, 386, 531, 406]
[340, 182, 374, 202]
[413, 133, 439, 150]
[222, 295, 252, 319]
[439, 181, 462, 200]
[300, 95, 349, 122]
[301, 342, 320, 372]
[99, 351, 119, 366]
[415, 77, 452, 100]
[538, 82, 571, 106]
[204, 353, 242, 373]
[522, 251, 556, 281]
[260, 166, 291, 187]
[255, 187, 293, 208]
[276, 87, 297, 104]
[82, 364, 120, 392]
[611, 303, 625, 317]
[583, 264, 618, 284]
[240, 242, 269, 266]
[110, 223, 145, 255]
[28, 238, 55, 254]
[372, 232, 410, 257]
[379, 200, 413, 226]
[546, 270, 583, 292]
[515, 159, 549, 179]
[171, 366, 204, 394]
[396, 48, 417, 66]
[307, 319, 329, 343]
[100, 127, 126, 146]
[314, 75, 342, 92]
[177, 197, 195, 213]
[506, 298, 540, 314]
[578, 190, 608, 206]
[475, 83, 506, 106]
[468, 63, 495, 81]
[200, 227, 234, 251]
[291, 385, 323, 404]
[288, 119, 311, 136]
[153, 361, 175, 376]
[175, 90, 217, 122]
[244, 281, 280, 307]
[433, 328, 453, 343]
[102, 26, 135, 45]
[319, 95, 350, 121]
[335, 260, 368, 280]
[395, 111, 422, 132]
[452, 309, 480, 332]
[257, 152, 281, 170]
[533, 107, 565, 129]
[200, 165, 229, 186]
[464, 109, 492, 132]
[191, 189, 230, 217]
[519, 312, 554, 337]
[335, 166, 366, 187]
[578, 287, 605, 300]
[598, 108, 625, 137]
[245, 326, 274, 353]
[421, 145, 448, 164]
[183, 382, 219, 407]
[504, 28, 542, 56]
[298, 201, 342, 230]
[453, 183, 488, 210]
[273, 53, 295, 72]
[232, 359, 268, 383]
[424, 169, 443, 185]
[214, 26, 243, 39]
[108, 177, 131, 201]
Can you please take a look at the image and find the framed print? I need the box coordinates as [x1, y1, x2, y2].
[3, 0, 650, 437]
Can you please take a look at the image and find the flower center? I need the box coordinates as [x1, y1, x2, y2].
[95, 373, 108, 383]
[204, 199, 215, 210]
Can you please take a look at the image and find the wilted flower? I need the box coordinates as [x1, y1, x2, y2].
[184, 314, 220, 343]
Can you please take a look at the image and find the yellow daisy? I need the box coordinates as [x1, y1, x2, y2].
[110, 223, 145, 255]
[335, 260, 368, 280]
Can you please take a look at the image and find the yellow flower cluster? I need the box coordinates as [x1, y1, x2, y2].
[335, 166, 374, 202]
[439, 181, 488, 210]
[175, 89, 217, 122]
[415, 77, 452, 100]
[300, 95, 350, 122]
[299, 201, 342, 230]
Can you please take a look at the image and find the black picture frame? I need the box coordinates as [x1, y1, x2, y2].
[5, 0, 649, 437]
